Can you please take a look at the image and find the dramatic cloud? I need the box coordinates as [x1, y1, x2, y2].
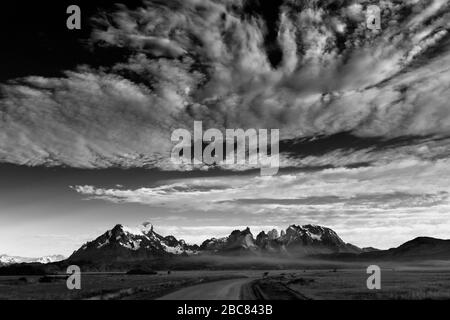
[2, 0, 450, 252]
[1, 0, 450, 168]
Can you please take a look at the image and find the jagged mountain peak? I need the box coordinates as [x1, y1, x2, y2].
[69, 222, 198, 263]
[284, 224, 342, 242]
[279, 224, 361, 254]
[229, 227, 253, 237]
[228, 227, 257, 250]
[111, 222, 155, 237]
[200, 224, 360, 255]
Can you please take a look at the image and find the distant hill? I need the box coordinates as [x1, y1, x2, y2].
[318, 237, 450, 262]
[358, 237, 450, 261]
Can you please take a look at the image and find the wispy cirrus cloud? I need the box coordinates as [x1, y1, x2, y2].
[74, 157, 450, 207]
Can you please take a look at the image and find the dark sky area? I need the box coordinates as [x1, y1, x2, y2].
[0, 1, 139, 81]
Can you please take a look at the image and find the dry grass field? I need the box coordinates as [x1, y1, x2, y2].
[1, 263, 450, 300]
[259, 268, 450, 300]
[0, 271, 249, 300]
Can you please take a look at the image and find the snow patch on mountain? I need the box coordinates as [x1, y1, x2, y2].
[69, 222, 199, 262]
[0, 254, 66, 265]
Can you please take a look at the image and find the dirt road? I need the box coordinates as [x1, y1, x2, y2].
[157, 278, 252, 300]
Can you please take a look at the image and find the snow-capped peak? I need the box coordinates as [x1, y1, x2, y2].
[70, 222, 199, 262]
[35, 255, 66, 264]
[117, 222, 155, 237]
[0, 254, 65, 265]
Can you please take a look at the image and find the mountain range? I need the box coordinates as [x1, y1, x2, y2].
[2, 222, 449, 270]
[0, 254, 65, 266]
[65, 222, 450, 265]
[67, 223, 367, 264]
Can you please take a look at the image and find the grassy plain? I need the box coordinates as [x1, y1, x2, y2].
[1, 262, 450, 300]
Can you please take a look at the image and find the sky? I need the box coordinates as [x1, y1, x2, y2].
[1, 0, 450, 257]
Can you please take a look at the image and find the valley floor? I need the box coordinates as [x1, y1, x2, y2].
[1, 266, 450, 300]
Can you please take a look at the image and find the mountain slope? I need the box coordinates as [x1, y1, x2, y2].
[68, 223, 198, 263]
[200, 228, 258, 255]
[279, 224, 362, 255]
[201, 224, 361, 256]
[359, 237, 450, 261]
